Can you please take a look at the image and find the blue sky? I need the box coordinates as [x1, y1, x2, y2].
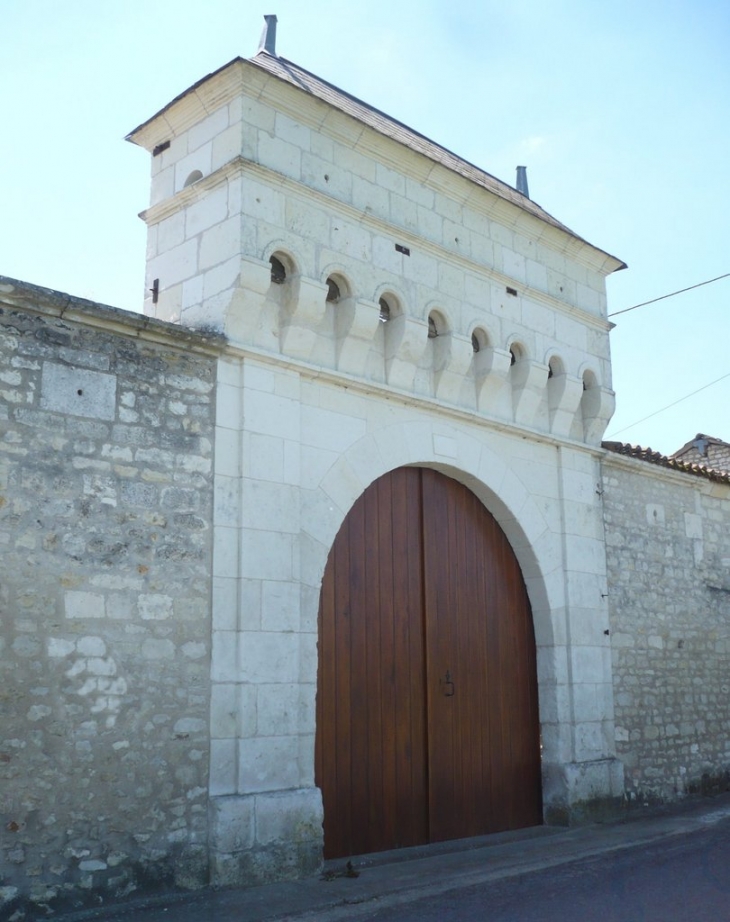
[2, 0, 728, 455]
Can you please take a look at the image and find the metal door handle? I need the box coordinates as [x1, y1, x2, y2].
[442, 671, 455, 697]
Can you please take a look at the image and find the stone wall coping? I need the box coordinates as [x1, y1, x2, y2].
[0, 275, 227, 356]
[602, 442, 730, 494]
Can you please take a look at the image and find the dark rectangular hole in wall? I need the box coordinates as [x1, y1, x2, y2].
[153, 141, 171, 157]
[506, 286, 518, 297]
[395, 244, 410, 256]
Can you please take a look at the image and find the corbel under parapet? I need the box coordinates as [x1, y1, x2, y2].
[511, 359, 550, 427]
[548, 373, 584, 437]
[224, 258, 275, 348]
[582, 386, 616, 445]
[385, 315, 428, 390]
[433, 333, 474, 405]
[279, 277, 329, 361]
[474, 346, 512, 412]
[336, 297, 381, 377]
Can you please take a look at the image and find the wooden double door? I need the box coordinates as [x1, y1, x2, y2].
[316, 467, 542, 859]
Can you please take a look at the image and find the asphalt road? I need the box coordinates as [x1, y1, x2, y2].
[351, 823, 730, 922]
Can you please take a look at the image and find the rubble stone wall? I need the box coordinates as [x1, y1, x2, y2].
[603, 454, 730, 804]
[0, 280, 220, 914]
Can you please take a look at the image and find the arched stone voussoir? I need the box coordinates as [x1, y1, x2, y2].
[478, 465, 531, 530]
[529, 531, 565, 582]
[300, 487, 350, 553]
[313, 421, 557, 624]
[529, 600, 556, 646]
[299, 531, 331, 594]
[371, 422, 413, 472]
[318, 456, 368, 524]
[528, 564, 566, 619]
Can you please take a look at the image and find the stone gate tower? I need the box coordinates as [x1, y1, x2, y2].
[127, 16, 625, 883]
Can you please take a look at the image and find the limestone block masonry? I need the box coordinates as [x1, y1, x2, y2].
[126, 49, 627, 886]
[10, 34, 729, 917]
[0, 279, 222, 915]
[3, 37, 729, 912]
[129, 56, 620, 448]
[603, 454, 730, 802]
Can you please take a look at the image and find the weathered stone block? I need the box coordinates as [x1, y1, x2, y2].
[254, 788, 323, 848]
[41, 363, 116, 420]
[238, 736, 299, 792]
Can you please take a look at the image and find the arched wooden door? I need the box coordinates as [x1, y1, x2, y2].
[315, 467, 542, 859]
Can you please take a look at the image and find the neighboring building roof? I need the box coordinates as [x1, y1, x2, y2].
[127, 51, 626, 272]
[603, 440, 730, 485]
[670, 433, 730, 472]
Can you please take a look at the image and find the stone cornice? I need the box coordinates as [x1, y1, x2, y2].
[139, 156, 241, 224]
[140, 157, 614, 335]
[129, 58, 624, 281]
[126, 58, 249, 148]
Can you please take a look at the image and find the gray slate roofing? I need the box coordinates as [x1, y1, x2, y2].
[250, 53, 583, 242]
[128, 50, 624, 269]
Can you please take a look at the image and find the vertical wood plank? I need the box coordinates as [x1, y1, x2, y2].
[422, 469, 542, 840]
[316, 467, 541, 858]
[316, 469, 429, 857]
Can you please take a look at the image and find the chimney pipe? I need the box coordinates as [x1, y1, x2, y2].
[516, 165, 529, 199]
[258, 14, 278, 56]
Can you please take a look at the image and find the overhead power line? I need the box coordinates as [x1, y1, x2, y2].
[607, 371, 730, 438]
[608, 271, 730, 318]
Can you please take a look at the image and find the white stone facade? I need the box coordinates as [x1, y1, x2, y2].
[3, 44, 729, 916]
[128, 52, 624, 880]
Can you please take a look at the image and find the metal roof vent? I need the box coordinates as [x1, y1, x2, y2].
[516, 165, 529, 199]
[257, 14, 278, 56]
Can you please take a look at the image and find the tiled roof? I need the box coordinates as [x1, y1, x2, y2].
[250, 53, 625, 267]
[670, 433, 730, 462]
[602, 441, 730, 485]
